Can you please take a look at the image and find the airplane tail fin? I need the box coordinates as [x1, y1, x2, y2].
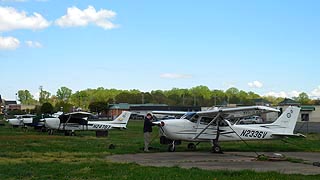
[270, 106, 300, 134]
[110, 111, 132, 128]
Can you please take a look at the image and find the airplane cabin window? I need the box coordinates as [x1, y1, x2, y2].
[200, 117, 215, 125]
[200, 117, 228, 126]
[189, 114, 199, 123]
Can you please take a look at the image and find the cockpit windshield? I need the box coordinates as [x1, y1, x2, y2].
[180, 112, 197, 120]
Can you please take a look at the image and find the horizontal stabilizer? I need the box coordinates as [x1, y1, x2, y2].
[272, 133, 306, 138]
[152, 111, 187, 115]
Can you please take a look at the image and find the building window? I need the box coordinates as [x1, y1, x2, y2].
[301, 113, 309, 121]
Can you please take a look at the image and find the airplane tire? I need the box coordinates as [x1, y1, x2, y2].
[168, 145, 176, 152]
[187, 143, 196, 151]
[48, 129, 53, 135]
[211, 145, 222, 153]
[109, 144, 115, 149]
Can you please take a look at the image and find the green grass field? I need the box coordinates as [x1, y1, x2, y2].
[0, 120, 320, 179]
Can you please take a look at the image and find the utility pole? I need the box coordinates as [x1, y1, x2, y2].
[182, 94, 185, 106]
[141, 93, 145, 104]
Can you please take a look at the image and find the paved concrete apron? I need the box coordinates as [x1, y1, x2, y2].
[106, 152, 320, 175]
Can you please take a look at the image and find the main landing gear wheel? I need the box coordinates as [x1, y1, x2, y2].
[64, 131, 70, 136]
[48, 129, 54, 135]
[211, 145, 222, 153]
[168, 144, 176, 152]
[187, 143, 196, 151]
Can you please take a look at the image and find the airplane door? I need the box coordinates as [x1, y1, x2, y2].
[188, 115, 200, 132]
[196, 117, 217, 139]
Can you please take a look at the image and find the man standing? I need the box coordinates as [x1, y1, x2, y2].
[143, 113, 154, 152]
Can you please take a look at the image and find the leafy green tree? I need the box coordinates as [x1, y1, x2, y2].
[56, 87, 72, 102]
[293, 92, 311, 105]
[39, 86, 51, 104]
[71, 90, 89, 109]
[41, 102, 54, 114]
[238, 90, 249, 105]
[263, 96, 284, 105]
[151, 90, 167, 104]
[115, 92, 133, 103]
[141, 92, 153, 104]
[211, 90, 226, 106]
[17, 90, 36, 105]
[190, 85, 212, 106]
[88, 101, 109, 113]
[225, 87, 240, 104]
[54, 101, 73, 113]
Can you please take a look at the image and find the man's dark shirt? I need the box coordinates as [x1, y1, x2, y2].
[143, 117, 154, 132]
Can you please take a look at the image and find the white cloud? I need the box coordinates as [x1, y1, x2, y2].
[265, 91, 288, 98]
[25, 40, 42, 48]
[311, 86, 320, 97]
[248, 81, 263, 88]
[288, 90, 301, 98]
[0, 36, 20, 50]
[0, 6, 50, 32]
[264, 90, 301, 98]
[55, 5, 117, 30]
[0, 0, 47, 2]
[0, 0, 27, 2]
[160, 73, 192, 79]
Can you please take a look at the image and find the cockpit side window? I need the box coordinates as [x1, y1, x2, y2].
[200, 116, 228, 126]
[200, 116, 215, 125]
[189, 114, 199, 123]
[181, 112, 196, 120]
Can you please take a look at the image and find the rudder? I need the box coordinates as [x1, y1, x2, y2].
[271, 106, 300, 134]
[110, 111, 132, 128]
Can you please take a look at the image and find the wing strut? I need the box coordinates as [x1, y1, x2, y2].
[63, 115, 72, 131]
[193, 113, 221, 140]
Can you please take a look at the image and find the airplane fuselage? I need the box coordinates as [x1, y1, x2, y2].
[159, 119, 279, 142]
[45, 118, 125, 131]
[7, 115, 36, 127]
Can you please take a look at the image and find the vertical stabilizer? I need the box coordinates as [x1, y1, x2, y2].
[271, 106, 300, 134]
[110, 111, 132, 128]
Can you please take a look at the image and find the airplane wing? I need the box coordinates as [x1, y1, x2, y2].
[152, 111, 188, 115]
[272, 133, 306, 138]
[196, 106, 280, 118]
[59, 112, 93, 124]
[192, 106, 280, 140]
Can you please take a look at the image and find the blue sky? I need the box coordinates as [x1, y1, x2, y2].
[0, 0, 319, 100]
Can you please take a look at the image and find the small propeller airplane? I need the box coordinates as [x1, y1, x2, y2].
[152, 106, 304, 153]
[44, 111, 131, 136]
[7, 114, 36, 127]
[6, 112, 63, 130]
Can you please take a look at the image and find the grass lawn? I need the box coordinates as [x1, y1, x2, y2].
[0, 120, 319, 179]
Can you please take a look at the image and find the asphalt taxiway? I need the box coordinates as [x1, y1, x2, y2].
[106, 152, 320, 175]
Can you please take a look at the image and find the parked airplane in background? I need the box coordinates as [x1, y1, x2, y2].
[6, 112, 63, 130]
[153, 106, 303, 153]
[44, 111, 131, 136]
[7, 114, 36, 127]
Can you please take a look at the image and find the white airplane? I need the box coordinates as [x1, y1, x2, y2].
[153, 106, 304, 153]
[44, 111, 131, 136]
[7, 114, 36, 127]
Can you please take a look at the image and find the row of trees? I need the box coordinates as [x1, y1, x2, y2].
[16, 86, 318, 113]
